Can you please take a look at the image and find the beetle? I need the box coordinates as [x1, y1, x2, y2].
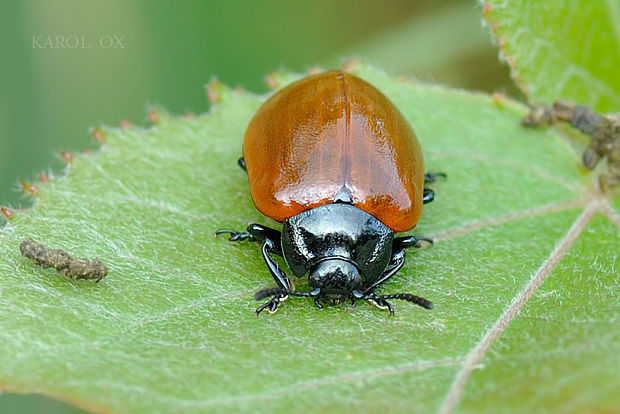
[216, 70, 442, 315]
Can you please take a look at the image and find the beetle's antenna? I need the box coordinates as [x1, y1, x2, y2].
[379, 293, 433, 310]
[254, 287, 285, 301]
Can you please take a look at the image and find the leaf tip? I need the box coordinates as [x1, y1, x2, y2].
[1, 207, 15, 220]
[60, 150, 74, 163]
[521, 83, 531, 95]
[20, 181, 38, 196]
[264, 71, 285, 90]
[482, 2, 492, 18]
[342, 57, 363, 74]
[148, 108, 161, 124]
[307, 66, 324, 75]
[233, 85, 245, 95]
[120, 119, 132, 130]
[206, 77, 226, 103]
[492, 91, 506, 107]
[90, 126, 107, 143]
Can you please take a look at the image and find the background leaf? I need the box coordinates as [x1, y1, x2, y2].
[0, 65, 618, 413]
[482, 0, 620, 112]
[0, 0, 513, 209]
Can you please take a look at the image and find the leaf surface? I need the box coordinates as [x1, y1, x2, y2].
[0, 65, 617, 413]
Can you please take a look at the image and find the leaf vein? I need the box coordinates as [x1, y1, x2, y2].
[431, 197, 588, 243]
[438, 196, 601, 414]
[175, 357, 465, 411]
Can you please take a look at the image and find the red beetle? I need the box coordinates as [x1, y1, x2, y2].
[217, 70, 442, 315]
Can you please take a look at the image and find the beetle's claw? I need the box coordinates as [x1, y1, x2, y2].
[314, 297, 324, 309]
[424, 172, 447, 183]
[255, 300, 276, 315]
[255, 294, 285, 315]
[422, 188, 435, 204]
[255, 302, 270, 315]
[368, 297, 395, 316]
[215, 229, 253, 242]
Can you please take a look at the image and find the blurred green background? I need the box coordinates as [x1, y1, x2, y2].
[0, 0, 516, 412]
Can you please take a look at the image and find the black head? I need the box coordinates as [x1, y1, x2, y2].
[281, 203, 393, 297]
[308, 258, 362, 299]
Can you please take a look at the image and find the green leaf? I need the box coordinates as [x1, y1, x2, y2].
[0, 64, 618, 413]
[482, 0, 620, 112]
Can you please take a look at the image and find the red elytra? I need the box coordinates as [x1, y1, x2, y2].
[243, 70, 424, 232]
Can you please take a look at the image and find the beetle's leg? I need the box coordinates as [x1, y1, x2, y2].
[363, 250, 405, 294]
[255, 295, 286, 315]
[215, 223, 282, 256]
[217, 224, 290, 314]
[214, 229, 252, 242]
[249, 224, 283, 256]
[390, 235, 434, 273]
[238, 157, 247, 172]
[390, 235, 432, 275]
[423, 188, 435, 204]
[393, 235, 433, 251]
[364, 236, 428, 294]
[365, 293, 395, 316]
[424, 172, 446, 184]
[423, 172, 445, 204]
[255, 238, 293, 315]
[260, 238, 290, 290]
[362, 237, 432, 305]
